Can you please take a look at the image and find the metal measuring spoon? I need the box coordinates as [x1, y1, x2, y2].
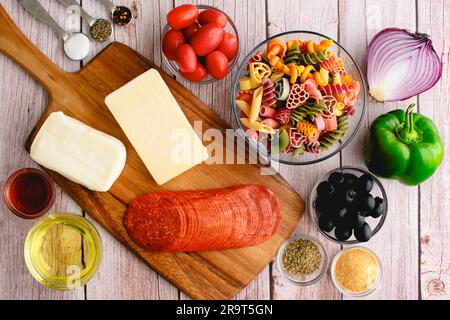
[57, 0, 113, 42]
[98, 0, 133, 26]
[17, 0, 91, 61]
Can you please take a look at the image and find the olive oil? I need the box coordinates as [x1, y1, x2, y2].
[24, 213, 102, 290]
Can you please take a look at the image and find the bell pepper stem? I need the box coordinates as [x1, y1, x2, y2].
[396, 104, 422, 144]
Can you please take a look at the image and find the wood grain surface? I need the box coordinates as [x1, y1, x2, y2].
[0, 1, 303, 300]
[1, 0, 449, 300]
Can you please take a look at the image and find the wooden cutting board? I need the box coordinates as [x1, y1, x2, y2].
[0, 5, 303, 299]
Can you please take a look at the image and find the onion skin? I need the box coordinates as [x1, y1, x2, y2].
[366, 28, 442, 102]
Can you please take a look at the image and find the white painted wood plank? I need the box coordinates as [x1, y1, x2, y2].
[267, 0, 341, 300]
[0, 0, 83, 300]
[417, 0, 450, 300]
[83, 0, 178, 300]
[340, 0, 419, 300]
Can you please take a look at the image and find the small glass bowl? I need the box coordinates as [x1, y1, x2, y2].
[231, 30, 367, 165]
[331, 246, 382, 297]
[161, 5, 240, 84]
[310, 167, 388, 244]
[276, 235, 328, 286]
[3, 168, 55, 219]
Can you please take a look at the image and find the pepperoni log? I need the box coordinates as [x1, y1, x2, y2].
[124, 184, 282, 252]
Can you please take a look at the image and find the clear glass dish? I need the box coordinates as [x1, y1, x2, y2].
[309, 166, 388, 244]
[331, 246, 382, 297]
[24, 213, 102, 291]
[231, 30, 367, 165]
[161, 5, 240, 84]
[276, 235, 328, 286]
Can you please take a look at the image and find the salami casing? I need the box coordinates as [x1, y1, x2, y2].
[124, 184, 282, 252]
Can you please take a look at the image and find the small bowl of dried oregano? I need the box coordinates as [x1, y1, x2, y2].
[276, 235, 329, 286]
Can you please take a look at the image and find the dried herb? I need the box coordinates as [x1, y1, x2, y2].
[113, 6, 132, 26]
[282, 239, 321, 275]
[90, 19, 112, 42]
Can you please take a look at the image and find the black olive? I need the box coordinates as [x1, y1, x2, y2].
[371, 197, 385, 218]
[363, 194, 376, 211]
[335, 225, 352, 241]
[343, 173, 357, 188]
[317, 181, 334, 196]
[356, 173, 374, 194]
[319, 214, 334, 232]
[352, 213, 366, 229]
[315, 195, 336, 215]
[345, 189, 357, 204]
[329, 171, 345, 186]
[354, 223, 372, 242]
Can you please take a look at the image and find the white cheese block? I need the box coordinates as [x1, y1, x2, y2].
[30, 112, 126, 192]
[105, 69, 208, 185]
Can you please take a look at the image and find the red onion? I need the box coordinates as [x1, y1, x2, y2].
[366, 28, 442, 102]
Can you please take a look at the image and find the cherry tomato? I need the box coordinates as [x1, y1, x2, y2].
[167, 4, 199, 30]
[206, 50, 229, 80]
[190, 23, 224, 56]
[180, 63, 207, 82]
[182, 22, 200, 39]
[175, 44, 197, 73]
[162, 29, 185, 60]
[198, 9, 227, 28]
[218, 32, 238, 61]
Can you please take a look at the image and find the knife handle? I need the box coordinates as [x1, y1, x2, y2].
[0, 3, 66, 92]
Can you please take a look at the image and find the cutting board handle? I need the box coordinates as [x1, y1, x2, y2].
[0, 4, 65, 91]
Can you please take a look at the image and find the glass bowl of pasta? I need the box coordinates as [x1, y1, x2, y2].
[231, 31, 367, 165]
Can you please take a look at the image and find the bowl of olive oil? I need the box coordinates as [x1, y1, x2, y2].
[24, 213, 102, 290]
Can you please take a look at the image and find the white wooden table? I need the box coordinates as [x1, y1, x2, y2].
[0, 0, 448, 300]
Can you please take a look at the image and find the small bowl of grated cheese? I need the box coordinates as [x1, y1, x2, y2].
[331, 246, 382, 297]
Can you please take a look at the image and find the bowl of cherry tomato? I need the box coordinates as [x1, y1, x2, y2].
[162, 4, 240, 83]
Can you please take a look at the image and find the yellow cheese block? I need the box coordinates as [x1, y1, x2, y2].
[105, 69, 208, 185]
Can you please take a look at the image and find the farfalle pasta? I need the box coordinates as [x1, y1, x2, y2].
[236, 37, 360, 157]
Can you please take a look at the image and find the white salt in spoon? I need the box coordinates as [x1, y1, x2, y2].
[18, 0, 91, 61]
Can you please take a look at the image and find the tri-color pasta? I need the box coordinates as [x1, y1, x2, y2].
[236, 37, 360, 157]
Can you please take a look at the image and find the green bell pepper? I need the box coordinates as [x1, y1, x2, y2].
[364, 104, 444, 186]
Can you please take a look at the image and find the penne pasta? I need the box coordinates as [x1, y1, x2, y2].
[240, 118, 275, 134]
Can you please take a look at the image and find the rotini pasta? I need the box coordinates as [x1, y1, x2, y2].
[320, 53, 343, 72]
[319, 116, 348, 150]
[274, 108, 291, 125]
[303, 79, 323, 103]
[299, 50, 329, 65]
[267, 38, 287, 66]
[284, 45, 302, 65]
[297, 120, 319, 139]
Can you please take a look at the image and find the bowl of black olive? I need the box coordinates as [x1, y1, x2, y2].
[310, 167, 388, 244]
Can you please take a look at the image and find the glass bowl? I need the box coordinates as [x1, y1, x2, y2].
[161, 5, 240, 84]
[276, 235, 328, 286]
[331, 246, 382, 297]
[231, 30, 367, 165]
[3, 168, 55, 219]
[309, 167, 388, 244]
